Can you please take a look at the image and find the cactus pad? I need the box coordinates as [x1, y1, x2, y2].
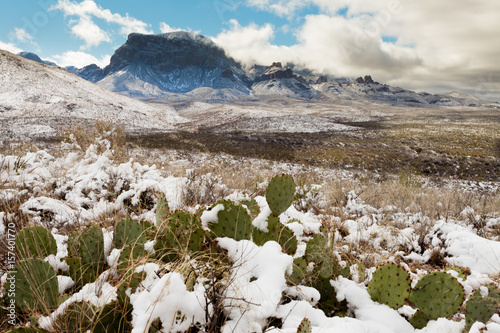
[465, 285, 500, 330]
[7, 258, 59, 313]
[240, 198, 261, 221]
[156, 193, 170, 224]
[207, 200, 251, 241]
[15, 225, 57, 259]
[252, 215, 297, 255]
[409, 309, 432, 329]
[266, 174, 296, 216]
[66, 257, 98, 288]
[155, 211, 205, 262]
[288, 258, 308, 285]
[409, 271, 464, 319]
[368, 263, 411, 310]
[80, 225, 106, 272]
[297, 318, 312, 333]
[114, 218, 146, 249]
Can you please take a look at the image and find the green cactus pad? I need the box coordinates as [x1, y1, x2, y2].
[155, 211, 205, 262]
[240, 198, 261, 221]
[368, 263, 411, 310]
[114, 218, 146, 249]
[80, 225, 106, 272]
[67, 229, 82, 257]
[465, 285, 500, 331]
[156, 193, 170, 224]
[7, 258, 59, 313]
[117, 245, 148, 273]
[252, 215, 297, 255]
[288, 258, 308, 285]
[297, 318, 312, 333]
[60, 301, 96, 332]
[94, 301, 132, 333]
[410, 271, 465, 319]
[305, 233, 341, 279]
[447, 266, 467, 280]
[207, 200, 251, 241]
[66, 257, 98, 288]
[266, 174, 296, 216]
[409, 309, 432, 329]
[117, 271, 147, 307]
[15, 225, 57, 259]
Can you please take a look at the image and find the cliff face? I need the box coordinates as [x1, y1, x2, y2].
[97, 32, 252, 96]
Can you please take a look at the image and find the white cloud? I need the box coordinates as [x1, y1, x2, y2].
[48, 51, 111, 68]
[11, 28, 36, 44]
[71, 15, 111, 49]
[0, 41, 22, 54]
[227, 0, 500, 101]
[213, 19, 290, 67]
[50, 0, 153, 48]
[159, 23, 183, 34]
[159, 22, 201, 35]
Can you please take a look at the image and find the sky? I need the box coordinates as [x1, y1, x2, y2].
[1, 0, 499, 102]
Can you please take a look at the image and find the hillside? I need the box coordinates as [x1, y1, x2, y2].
[0, 50, 184, 140]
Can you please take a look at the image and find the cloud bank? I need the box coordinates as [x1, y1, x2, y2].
[215, 0, 500, 101]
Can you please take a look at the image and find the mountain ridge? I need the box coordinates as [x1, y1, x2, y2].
[12, 33, 499, 107]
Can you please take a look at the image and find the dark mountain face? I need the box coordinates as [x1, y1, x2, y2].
[67, 64, 108, 83]
[17, 52, 57, 67]
[97, 32, 252, 95]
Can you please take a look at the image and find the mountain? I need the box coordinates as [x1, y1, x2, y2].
[250, 62, 319, 100]
[95, 32, 251, 98]
[62, 32, 496, 107]
[66, 64, 107, 83]
[0, 50, 183, 141]
[17, 51, 57, 67]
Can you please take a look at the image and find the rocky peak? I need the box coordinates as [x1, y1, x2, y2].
[353, 75, 376, 85]
[254, 63, 305, 83]
[98, 32, 252, 94]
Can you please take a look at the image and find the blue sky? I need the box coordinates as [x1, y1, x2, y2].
[1, 0, 499, 101]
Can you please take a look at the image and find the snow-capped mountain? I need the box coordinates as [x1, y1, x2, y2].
[17, 51, 57, 67]
[0, 50, 183, 141]
[96, 32, 252, 98]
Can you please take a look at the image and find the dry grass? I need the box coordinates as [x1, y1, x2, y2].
[61, 120, 130, 162]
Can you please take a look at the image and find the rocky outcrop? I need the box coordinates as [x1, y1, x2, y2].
[67, 64, 107, 83]
[97, 32, 252, 96]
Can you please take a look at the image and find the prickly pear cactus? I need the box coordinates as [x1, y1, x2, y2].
[59, 301, 96, 332]
[15, 225, 57, 259]
[67, 229, 83, 257]
[266, 174, 296, 216]
[252, 215, 297, 255]
[288, 257, 308, 285]
[368, 263, 411, 310]
[155, 211, 205, 262]
[240, 198, 261, 221]
[409, 309, 433, 330]
[114, 218, 146, 249]
[79, 225, 106, 272]
[66, 257, 98, 288]
[465, 284, 500, 331]
[409, 271, 465, 320]
[117, 245, 148, 273]
[297, 318, 312, 333]
[7, 258, 59, 312]
[305, 233, 340, 279]
[156, 193, 170, 224]
[207, 200, 251, 241]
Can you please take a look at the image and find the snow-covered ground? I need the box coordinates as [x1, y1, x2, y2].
[0, 137, 499, 332]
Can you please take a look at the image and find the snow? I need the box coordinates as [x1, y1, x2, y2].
[431, 221, 500, 275]
[0, 140, 499, 332]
